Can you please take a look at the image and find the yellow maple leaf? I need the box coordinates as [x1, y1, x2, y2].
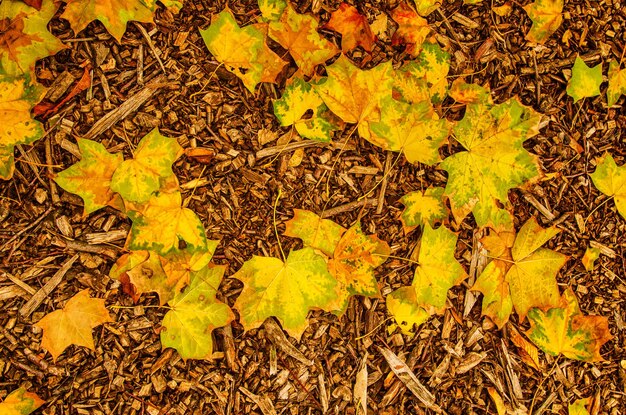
[35, 289, 113, 361]
[590, 153, 626, 219]
[0, 75, 44, 180]
[0, 387, 44, 415]
[523, 0, 563, 44]
[607, 61, 626, 106]
[314, 55, 393, 140]
[200, 9, 287, 93]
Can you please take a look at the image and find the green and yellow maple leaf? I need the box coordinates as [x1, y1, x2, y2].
[283, 208, 346, 256]
[590, 153, 626, 219]
[324, 3, 375, 52]
[0, 0, 64, 78]
[568, 398, 590, 415]
[35, 289, 113, 361]
[268, 4, 339, 75]
[328, 223, 390, 312]
[110, 128, 182, 203]
[387, 224, 466, 335]
[393, 42, 451, 104]
[527, 288, 612, 361]
[472, 218, 566, 328]
[566, 56, 603, 103]
[390, 2, 432, 56]
[440, 86, 543, 229]
[0, 387, 44, 415]
[523, 0, 563, 44]
[200, 9, 287, 93]
[273, 77, 340, 142]
[410, 0, 440, 16]
[314, 55, 393, 140]
[399, 187, 447, 233]
[127, 191, 208, 255]
[161, 265, 234, 360]
[607, 61, 626, 106]
[369, 97, 448, 165]
[233, 248, 338, 339]
[0, 75, 44, 180]
[258, 0, 287, 21]
[110, 241, 218, 305]
[55, 138, 124, 215]
[60, 0, 154, 42]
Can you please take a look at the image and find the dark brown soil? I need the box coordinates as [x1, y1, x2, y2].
[1, 0, 625, 414]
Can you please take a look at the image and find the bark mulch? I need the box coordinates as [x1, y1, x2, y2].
[1, 0, 625, 414]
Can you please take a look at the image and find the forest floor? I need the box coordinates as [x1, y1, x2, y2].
[1, 0, 625, 414]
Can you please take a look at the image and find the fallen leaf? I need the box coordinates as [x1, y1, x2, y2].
[393, 42, 451, 104]
[35, 289, 113, 361]
[440, 84, 544, 229]
[523, 0, 563, 44]
[0, 387, 44, 415]
[200, 9, 287, 92]
[19, 0, 42, 9]
[486, 387, 506, 415]
[508, 323, 542, 370]
[283, 209, 346, 256]
[61, 0, 156, 41]
[314, 55, 393, 140]
[33, 64, 92, 118]
[399, 187, 447, 232]
[329, 223, 390, 311]
[268, 4, 339, 75]
[387, 225, 466, 335]
[257, 0, 287, 21]
[472, 218, 566, 327]
[273, 77, 339, 142]
[568, 398, 590, 415]
[607, 61, 626, 106]
[0, 0, 65, 78]
[110, 128, 183, 203]
[581, 246, 601, 271]
[390, 2, 432, 56]
[161, 265, 234, 360]
[127, 191, 209, 255]
[55, 138, 124, 215]
[325, 3, 375, 52]
[410, 0, 441, 16]
[527, 288, 612, 361]
[566, 56, 603, 103]
[233, 248, 338, 339]
[0, 75, 44, 180]
[590, 153, 626, 220]
[369, 97, 448, 165]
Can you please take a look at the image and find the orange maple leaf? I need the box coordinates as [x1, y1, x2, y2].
[325, 3, 375, 52]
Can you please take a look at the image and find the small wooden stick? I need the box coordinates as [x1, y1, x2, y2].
[321, 198, 378, 218]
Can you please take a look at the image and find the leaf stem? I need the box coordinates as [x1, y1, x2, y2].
[273, 188, 286, 262]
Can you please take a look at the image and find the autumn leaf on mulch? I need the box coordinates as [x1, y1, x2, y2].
[267, 4, 339, 75]
[0, 387, 44, 415]
[200, 9, 287, 92]
[314, 55, 393, 140]
[258, 0, 287, 21]
[324, 3, 375, 52]
[328, 223, 390, 312]
[35, 289, 113, 361]
[369, 97, 449, 165]
[390, 2, 432, 56]
[440, 82, 544, 229]
[110, 128, 183, 204]
[233, 248, 339, 339]
[472, 218, 566, 328]
[387, 225, 466, 335]
[523, 0, 563, 44]
[161, 265, 234, 360]
[527, 289, 612, 361]
[607, 61, 626, 106]
[0, 0, 64, 78]
[273, 77, 340, 142]
[283, 208, 346, 256]
[568, 398, 591, 415]
[566, 55, 602, 103]
[55, 138, 124, 215]
[60, 0, 155, 42]
[399, 187, 447, 233]
[581, 246, 601, 271]
[0, 75, 44, 180]
[127, 191, 209, 255]
[393, 42, 451, 104]
[590, 153, 626, 219]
